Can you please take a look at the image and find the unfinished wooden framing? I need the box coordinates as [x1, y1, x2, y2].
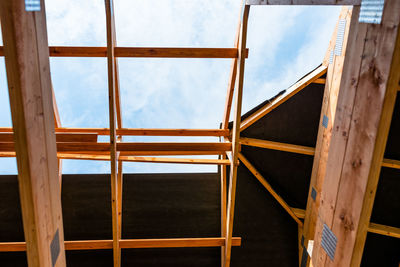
[0, 0, 66, 266]
[0, 0, 399, 266]
[0, 1, 249, 267]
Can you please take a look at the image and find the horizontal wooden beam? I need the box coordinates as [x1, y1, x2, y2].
[381, 158, 400, 169]
[119, 237, 242, 248]
[283, 208, 400, 239]
[58, 154, 231, 165]
[0, 128, 230, 137]
[368, 223, 400, 239]
[0, 47, 249, 59]
[239, 138, 400, 170]
[0, 237, 242, 252]
[246, 0, 361, 4]
[0, 142, 232, 155]
[0, 133, 98, 143]
[239, 137, 315, 155]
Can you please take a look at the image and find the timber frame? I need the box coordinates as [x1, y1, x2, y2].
[0, 0, 399, 267]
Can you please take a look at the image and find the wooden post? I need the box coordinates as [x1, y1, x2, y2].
[104, 0, 120, 266]
[224, 5, 250, 267]
[312, 1, 400, 266]
[0, 0, 66, 266]
[300, 7, 352, 266]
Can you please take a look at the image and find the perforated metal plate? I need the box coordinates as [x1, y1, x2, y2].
[322, 224, 337, 261]
[50, 229, 60, 267]
[329, 50, 334, 64]
[25, 0, 40, 11]
[334, 19, 346, 56]
[359, 0, 385, 24]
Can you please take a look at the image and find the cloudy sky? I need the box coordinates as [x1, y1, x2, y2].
[0, 0, 341, 174]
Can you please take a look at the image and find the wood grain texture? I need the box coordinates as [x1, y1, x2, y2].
[312, 1, 400, 266]
[0, 237, 242, 251]
[224, 5, 250, 267]
[240, 137, 315, 155]
[104, 0, 120, 266]
[0, 127, 230, 136]
[301, 7, 352, 267]
[0, 0, 66, 266]
[0, 46, 249, 58]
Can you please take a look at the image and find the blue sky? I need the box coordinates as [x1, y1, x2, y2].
[0, 0, 341, 174]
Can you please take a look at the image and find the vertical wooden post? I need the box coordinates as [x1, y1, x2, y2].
[220, 154, 227, 266]
[105, 0, 120, 266]
[224, 5, 250, 267]
[0, 0, 66, 266]
[312, 1, 400, 266]
[52, 84, 63, 192]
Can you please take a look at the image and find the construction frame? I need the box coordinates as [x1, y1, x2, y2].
[0, 0, 399, 267]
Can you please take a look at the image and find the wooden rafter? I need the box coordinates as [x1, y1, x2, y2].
[0, 46, 249, 58]
[238, 153, 303, 226]
[240, 65, 327, 132]
[0, 0, 66, 266]
[221, 2, 243, 130]
[224, 5, 250, 267]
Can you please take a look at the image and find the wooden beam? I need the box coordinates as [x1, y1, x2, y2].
[240, 65, 327, 132]
[0, 133, 98, 143]
[0, 0, 66, 266]
[276, 208, 400, 239]
[57, 153, 231, 165]
[239, 137, 315, 155]
[220, 155, 228, 266]
[104, 1, 120, 266]
[312, 1, 400, 266]
[0, 142, 231, 154]
[117, 142, 232, 153]
[381, 158, 400, 170]
[51, 83, 64, 192]
[368, 223, 400, 239]
[0, 46, 249, 58]
[119, 237, 242, 249]
[224, 5, 250, 267]
[0, 237, 242, 252]
[238, 153, 303, 226]
[221, 4, 243, 130]
[0, 127, 230, 136]
[292, 208, 306, 219]
[301, 7, 352, 267]
[246, 0, 361, 5]
[313, 78, 326, 84]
